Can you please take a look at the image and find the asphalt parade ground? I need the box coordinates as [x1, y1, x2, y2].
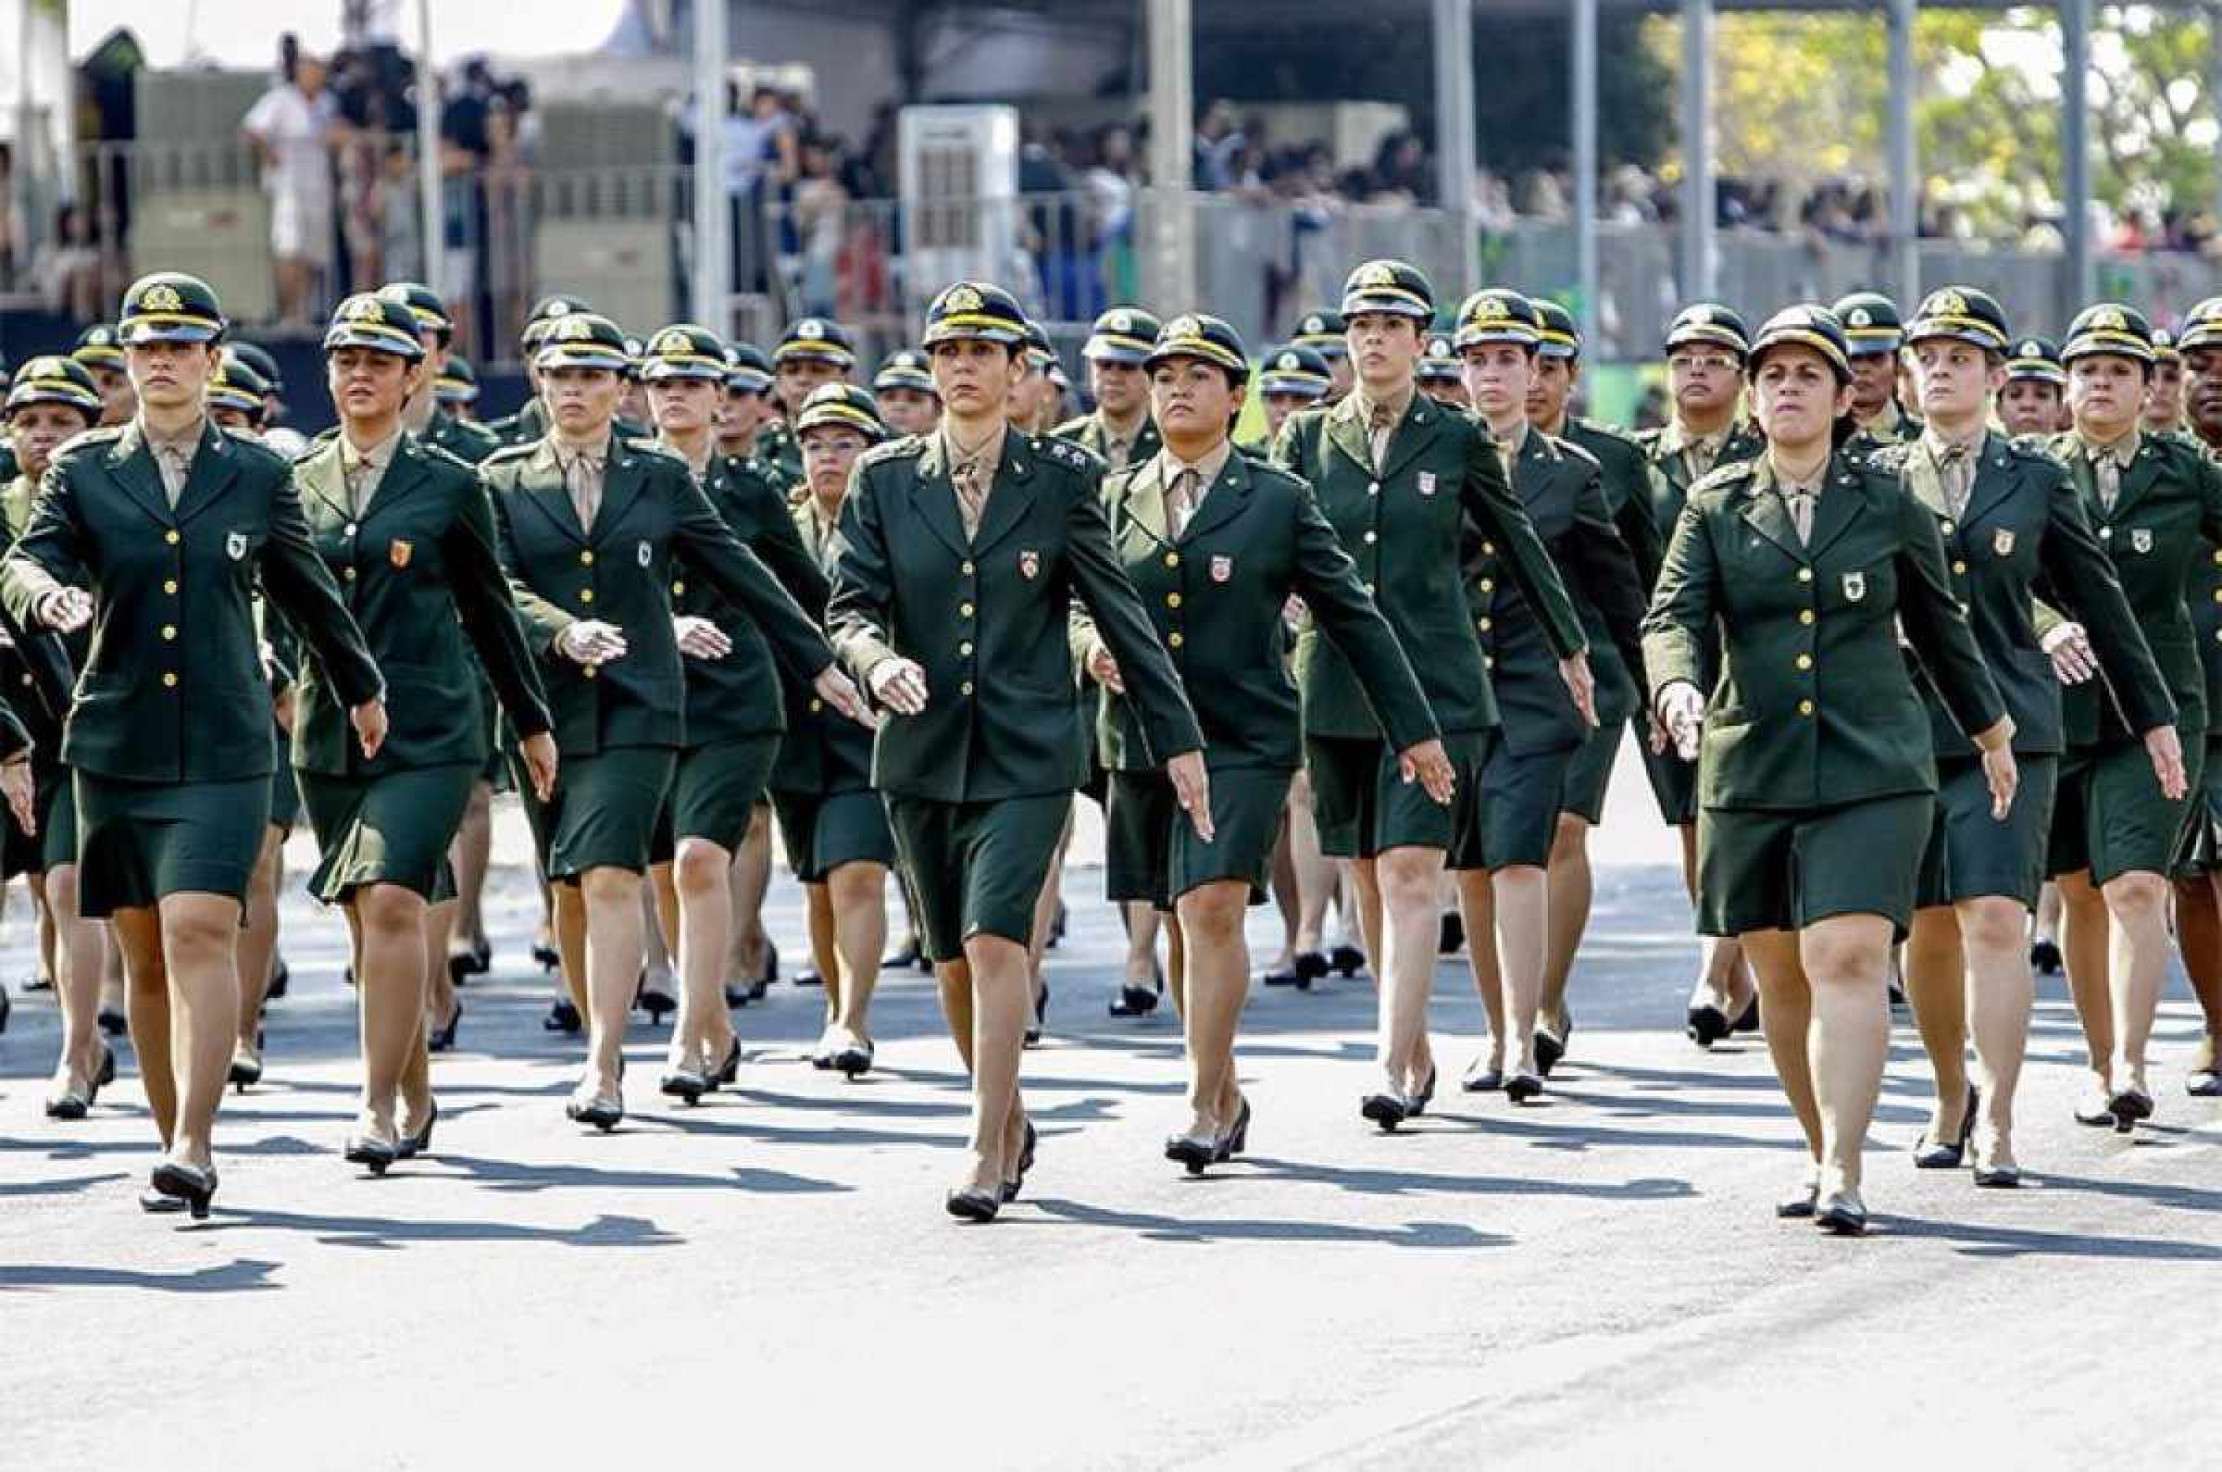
[4, 781, 2222, 1469]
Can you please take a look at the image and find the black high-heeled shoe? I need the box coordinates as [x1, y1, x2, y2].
[1, 985, 12, 1035]
[1026, 980, 1049, 1046]
[1292, 950, 1329, 989]
[96, 1043, 117, 1089]
[1438, 910, 1465, 955]
[1214, 1098, 1252, 1162]
[344, 1133, 400, 1176]
[228, 1046, 263, 1091]
[97, 1005, 127, 1037]
[2029, 937, 2062, 975]
[832, 1040, 875, 1079]
[1360, 1092, 1408, 1132]
[708, 1036, 742, 1088]
[566, 1089, 624, 1132]
[945, 1186, 1001, 1222]
[397, 1097, 439, 1160]
[1913, 1085, 1978, 1168]
[2108, 1085, 2154, 1133]
[795, 966, 824, 988]
[542, 999, 583, 1035]
[1775, 1177, 1819, 1219]
[634, 971, 678, 1024]
[149, 1161, 217, 1220]
[1686, 1004, 1731, 1048]
[1165, 1131, 1217, 1174]
[1814, 1190, 1869, 1236]
[1407, 1064, 1438, 1116]
[1001, 1121, 1039, 1203]
[1505, 1071, 1544, 1105]
[427, 998, 463, 1054]
[1048, 900, 1067, 948]
[266, 958, 289, 1000]
[532, 940, 560, 971]
[1732, 995, 1761, 1034]
[659, 1070, 708, 1105]
[44, 1081, 90, 1121]
[1534, 1025, 1567, 1078]
[1109, 964, 1163, 1018]
[1329, 943, 1366, 978]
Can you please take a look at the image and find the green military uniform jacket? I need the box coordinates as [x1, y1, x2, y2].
[287, 433, 552, 776]
[827, 428, 1204, 802]
[0, 476, 86, 762]
[1053, 410, 1162, 474]
[422, 411, 502, 466]
[755, 419, 803, 487]
[1642, 450, 2004, 811]
[771, 495, 873, 796]
[1083, 448, 1437, 773]
[1271, 391, 1585, 740]
[486, 396, 549, 449]
[1473, 428, 1650, 754]
[1870, 432, 2171, 758]
[1842, 401, 1925, 461]
[0, 420, 383, 784]
[2039, 431, 2222, 747]
[673, 452, 829, 746]
[1560, 415, 1665, 731]
[485, 434, 833, 758]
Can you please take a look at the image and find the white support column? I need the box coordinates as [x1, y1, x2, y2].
[693, 0, 731, 330]
[415, 0, 446, 295]
[1434, 0, 1479, 296]
[1679, 0, 1716, 302]
[1145, 0, 1195, 310]
[1886, 0, 1919, 306]
[2062, 0, 2094, 315]
[1572, 0, 1600, 346]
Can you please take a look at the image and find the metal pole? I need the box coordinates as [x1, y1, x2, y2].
[1145, 0, 1194, 310]
[1886, 0, 1918, 306]
[1434, 0, 1479, 296]
[414, 0, 445, 293]
[1680, 0, 1716, 301]
[1572, 0, 1600, 347]
[694, 0, 730, 330]
[2062, 0, 2093, 315]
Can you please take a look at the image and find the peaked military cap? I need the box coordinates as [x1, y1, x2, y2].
[1533, 299, 1581, 360]
[774, 316, 857, 370]
[1340, 259, 1434, 321]
[1831, 291, 1905, 356]
[2152, 326, 2183, 366]
[228, 341, 285, 395]
[207, 350, 272, 416]
[872, 349, 936, 396]
[1291, 308, 1348, 360]
[435, 352, 479, 405]
[1084, 306, 1163, 366]
[794, 382, 887, 442]
[71, 323, 125, 370]
[1748, 303, 1853, 379]
[1145, 312, 1249, 379]
[2061, 302, 2155, 366]
[323, 292, 427, 360]
[1906, 285, 2010, 354]
[1417, 333, 1461, 381]
[119, 271, 225, 346]
[1663, 302, 1750, 357]
[923, 281, 1028, 349]
[2003, 334, 2066, 384]
[1256, 342, 1333, 397]
[6, 355, 102, 419]
[639, 323, 730, 382]
[1453, 287, 1542, 352]
[532, 311, 632, 374]
[725, 342, 774, 393]
[2177, 298, 2222, 355]
[376, 280, 452, 336]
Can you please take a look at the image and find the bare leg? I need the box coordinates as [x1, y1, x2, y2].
[1902, 905, 1970, 1141]
[578, 867, 648, 1096]
[1122, 902, 1163, 992]
[1490, 864, 1549, 1078]
[1740, 927, 1820, 1160]
[827, 862, 888, 1046]
[234, 827, 284, 1056]
[957, 932, 1033, 1193]
[154, 892, 247, 1172]
[1958, 896, 2034, 1168]
[668, 838, 738, 1074]
[935, 957, 975, 1074]
[1288, 776, 1334, 958]
[1264, 815, 1299, 972]
[639, 875, 675, 1003]
[1370, 845, 1446, 1094]
[42, 867, 108, 1097]
[1455, 871, 1505, 1073]
[726, 806, 773, 981]
[2185, 875, 2222, 1080]
[2100, 869, 2171, 1099]
[552, 880, 590, 1017]
[803, 882, 839, 1037]
[447, 779, 492, 962]
[1174, 880, 1252, 1135]
[424, 897, 460, 1039]
[1540, 814, 1592, 1034]
[2055, 868, 2113, 1094]
[352, 883, 430, 1145]
[1798, 913, 1894, 1198]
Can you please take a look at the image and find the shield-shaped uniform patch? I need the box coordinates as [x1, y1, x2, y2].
[1417, 471, 1438, 497]
[389, 538, 413, 569]
[226, 531, 248, 561]
[1842, 570, 1867, 602]
[637, 540, 653, 567]
[2132, 527, 2153, 554]
[1992, 528, 2015, 557]
[1210, 555, 1233, 583]
[1019, 549, 1040, 580]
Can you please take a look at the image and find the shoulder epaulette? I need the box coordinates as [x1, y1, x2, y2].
[52, 426, 124, 462]
[480, 442, 537, 470]
[1690, 458, 1760, 499]
[1049, 415, 1092, 443]
[857, 435, 925, 470]
[1550, 434, 1601, 472]
[1036, 435, 1100, 473]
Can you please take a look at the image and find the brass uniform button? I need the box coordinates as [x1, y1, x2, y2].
[580, 550, 595, 565]
[163, 579, 178, 595]
[1482, 542, 1496, 556]
[1952, 561, 1968, 575]
[1796, 567, 1813, 583]
[584, 665, 599, 679]
[958, 641, 973, 656]
[580, 589, 594, 604]
[959, 602, 975, 618]
[161, 625, 177, 641]
[162, 672, 178, 688]
[961, 560, 975, 574]
[1798, 698, 1814, 716]
[1795, 653, 1813, 671]
[1479, 578, 1494, 593]
[809, 698, 823, 712]
[1799, 609, 1815, 625]
[344, 568, 357, 581]
[672, 582, 685, 597]
[1941, 519, 1956, 536]
[960, 679, 974, 695]
[165, 530, 181, 546]
[1166, 593, 1182, 609]
[1164, 552, 1180, 568]
[1168, 632, 1184, 648]
[1363, 530, 1378, 545]
[1478, 617, 1492, 632]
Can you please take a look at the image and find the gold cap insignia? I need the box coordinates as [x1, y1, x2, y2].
[88, 327, 112, 345]
[653, 328, 693, 355]
[544, 301, 571, 318]
[941, 284, 984, 314]
[796, 319, 825, 339]
[1469, 294, 1509, 323]
[1108, 311, 1132, 333]
[1277, 353, 1298, 370]
[343, 295, 386, 322]
[1848, 307, 1872, 328]
[2091, 307, 2126, 332]
[1686, 306, 1711, 325]
[2019, 340, 2040, 356]
[1933, 289, 1968, 317]
[558, 317, 596, 342]
[1357, 262, 1397, 289]
[140, 283, 184, 313]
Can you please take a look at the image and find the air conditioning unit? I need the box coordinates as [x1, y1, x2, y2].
[897, 105, 1019, 318]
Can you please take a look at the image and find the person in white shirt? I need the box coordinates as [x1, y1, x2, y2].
[242, 56, 338, 328]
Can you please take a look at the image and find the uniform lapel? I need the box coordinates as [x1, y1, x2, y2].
[1513, 430, 1552, 507]
[1377, 398, 1442, 485]
[1958, 433, 2022, 530]
[1324, 395, 1374, 477]
[103, 422, 176, 528]
[516, 439, 588, 544]
[592, 441, 649, 543]
[362, 436, 431, 528]
[1119, 457, 1172, 546]
[1737, 466, 1806, 561]
[172, 420, 242, 527]
[1179, 450, 1253, 545]
[1804, 460, 1867, 561]
[905, 434, 971, 558]
[2109, 438, 2163, 520]
[968, 427, 1038, 554]
[294, 439, 352, 525]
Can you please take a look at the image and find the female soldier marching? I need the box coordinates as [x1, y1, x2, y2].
[2, 272, 387, 1217]
[1083, 312, 1449, 1169]
[827, 280, 1207, 1221]
[485, 310, 865, 1130]
[1644, 304, 2012, 1234]
[290, 293, 558, 1170]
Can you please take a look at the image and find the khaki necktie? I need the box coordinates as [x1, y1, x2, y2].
[345, 450, 381, 517]
[564, 449, 605, 531]
[1106, 434, 1134, 474]
[952, 448, 993, 541]
[154, 443, 193, 508]
[1784, 484, 1818, 545]
[1939, 443, 1973, 520]
[1165, 467, 1200, 541]
[2095, 446, 2125, 513]
[1368, 400, 1396, 472]
[1686, 435, 1721, 483]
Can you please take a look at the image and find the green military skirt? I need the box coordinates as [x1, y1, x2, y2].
[1697, 792, 1935, 941]
[886, 792, 1070, 963]
[1559, 720, 1624, 828]
[74, 771, 269, 918]
[1916, 753, 2058, 910]
[516, 746, 677, 881]
[2172, 733, 2222, 876]
[1455, 740, 1573, 872]
[2049, 735, 2204, 887]
[3, 760, 77, 879]
[298, 762, 476, 903]
[1305, 730, 1492, 861]
[1638, 726, 1700, 826]
[1105, 764, 1291, 912]
[772, 787, 897, 883]
[650, 733, 780, 862]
